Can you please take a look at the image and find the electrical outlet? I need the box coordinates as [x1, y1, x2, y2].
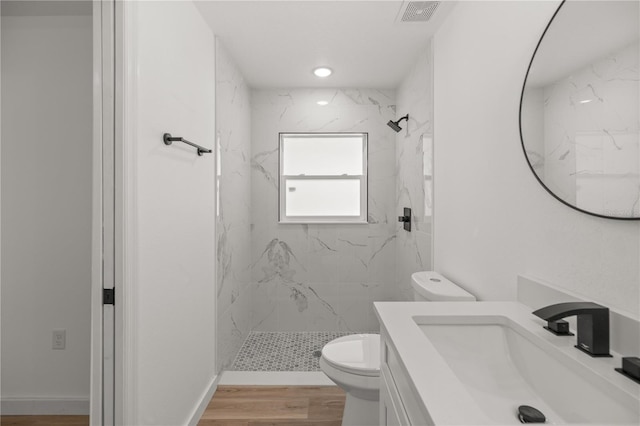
[52, 329, 66, 350]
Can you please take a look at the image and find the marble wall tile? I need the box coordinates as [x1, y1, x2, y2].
[395, 42, 434, 298]
[215, 40, 252, 372]
[250, 88, 397, 332]
[217, 288, 251, 372]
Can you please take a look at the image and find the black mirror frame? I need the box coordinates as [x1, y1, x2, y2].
[518, 0, 640, 221]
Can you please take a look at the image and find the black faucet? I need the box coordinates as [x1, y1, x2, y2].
[532, 302, 611, 357]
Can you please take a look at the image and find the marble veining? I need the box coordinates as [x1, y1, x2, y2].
[250, 148, 279, 190]
[250, 88, 397, 332]
[216, 40, 252, 372]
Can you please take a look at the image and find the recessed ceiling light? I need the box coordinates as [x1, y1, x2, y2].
[579, 99, 593, 104]
[317, 100, 329, 106]
[313, 67, 333, 78]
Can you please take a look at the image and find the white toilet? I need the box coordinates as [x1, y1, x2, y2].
[319, 334, 380, 426]
[319, 271, 475, 426]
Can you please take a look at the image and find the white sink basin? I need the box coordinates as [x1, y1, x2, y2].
[420, 321, 638, 425]
[374, 302, 640, 425]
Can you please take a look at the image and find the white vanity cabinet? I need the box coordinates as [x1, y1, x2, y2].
[379, 329, 432, 426]
[380, 364, 408, 425]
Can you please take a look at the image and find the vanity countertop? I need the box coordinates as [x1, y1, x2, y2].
[374, 301, 640, 425]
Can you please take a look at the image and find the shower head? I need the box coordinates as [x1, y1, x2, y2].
[387, 120, 402, 132]
[387, 114, 409, 132]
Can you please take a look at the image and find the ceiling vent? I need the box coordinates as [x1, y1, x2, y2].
[399, 1, 440, 22]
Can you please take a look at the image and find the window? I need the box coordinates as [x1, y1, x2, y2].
[279, 133, 368, 223]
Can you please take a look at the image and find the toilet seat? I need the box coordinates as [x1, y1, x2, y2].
[321, 334, 380, 377]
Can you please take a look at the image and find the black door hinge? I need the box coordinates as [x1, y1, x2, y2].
[103, 288, 115, 305]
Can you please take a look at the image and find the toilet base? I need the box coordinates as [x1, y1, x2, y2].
[341, 393, 379, 426]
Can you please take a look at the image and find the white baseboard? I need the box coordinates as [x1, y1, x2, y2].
[186, 373, 219, 426]
[1, 398, 90, 415]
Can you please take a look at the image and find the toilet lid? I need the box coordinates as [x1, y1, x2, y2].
[411, 271, 476, 301]
[321, 334, 380, 377]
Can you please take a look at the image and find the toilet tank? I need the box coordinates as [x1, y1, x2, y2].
[411, 271, 476, 301]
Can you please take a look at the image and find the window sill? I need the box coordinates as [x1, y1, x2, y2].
[278, 220, 369, 225]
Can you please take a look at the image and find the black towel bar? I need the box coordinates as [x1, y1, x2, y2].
[163, 133, 212, 156]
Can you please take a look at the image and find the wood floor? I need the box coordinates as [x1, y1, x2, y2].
[0, 416, 89, 426]
[198, 385, 346, 426]
[1, 386, 345, 426]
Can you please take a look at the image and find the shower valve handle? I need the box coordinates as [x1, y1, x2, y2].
[398, 207, 412, 231]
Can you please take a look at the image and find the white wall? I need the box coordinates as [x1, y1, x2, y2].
[215, 40, 252, 372]
[250, 89, 397, 332]
[433, 1, 640, 316]
[1, 5, 92, 411]
[128, 1, 216, 423]
[396, 43, 434, 300]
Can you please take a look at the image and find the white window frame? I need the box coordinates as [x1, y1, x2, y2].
[279, 132, 368, 224]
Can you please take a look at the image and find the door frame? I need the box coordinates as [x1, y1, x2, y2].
[114, 0, 138, 424]
[91, 0, 129, 424]
[91, 0, 113, 424]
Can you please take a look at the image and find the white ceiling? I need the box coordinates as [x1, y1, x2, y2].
[195, 0, 456, 89]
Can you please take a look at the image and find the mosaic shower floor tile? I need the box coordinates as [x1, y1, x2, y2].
[230, 331, 358, 371]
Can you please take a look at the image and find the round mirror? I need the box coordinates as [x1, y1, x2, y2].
[520, 0, 640, 220]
